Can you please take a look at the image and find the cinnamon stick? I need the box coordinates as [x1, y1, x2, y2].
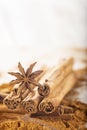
[21, 87, 43, 114]
[3, 92, 22, 109]
[38, 72, 77, 114]
[3, 65, 47, 110]
[32, 105, 74, 117]
[36, 65, 48, 82]
[20, 58, 74, 114]
[38, 58, 74, 96]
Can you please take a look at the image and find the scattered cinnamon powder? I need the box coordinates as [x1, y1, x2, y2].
[0, 100, 86, 130]
[0, 83, 13, 93]
[0, 86, 87, 130]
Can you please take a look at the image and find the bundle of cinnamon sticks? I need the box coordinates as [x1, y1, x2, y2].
[0, 58, 78, 116]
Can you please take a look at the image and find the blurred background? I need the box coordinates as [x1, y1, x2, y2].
[0, 0, 86, 83]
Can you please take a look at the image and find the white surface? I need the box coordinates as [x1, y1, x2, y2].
[0, 0, 86, 82]
[0, 0, 86, 47]
[0, 1, 86, 104]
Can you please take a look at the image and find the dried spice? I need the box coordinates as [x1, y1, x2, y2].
[3, 62, 43, 110]
[8, 62, 43, 92]
[39, 72, 77, 114]
[21, 87, 43, 114]
[38, 57, 74, 97]
[0, 47, 87, 130]
[3, 58, 78, 115]
[0, 100, 86, 130]
[38, 58, 76, 113]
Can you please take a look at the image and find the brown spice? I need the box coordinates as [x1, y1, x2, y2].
[0, 83, 13, 93]
[0, 80, 87, 130]
[39, 72, 77, 114]
[8, 62, 43, 92]
[21, 87, 43, 114]
[38, 57, 74, 97]
[0, 102, 86, 130]
[57, 105, 73, 115]
[3, 62, 43, 110]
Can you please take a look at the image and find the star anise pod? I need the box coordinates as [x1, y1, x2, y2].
[8, 62, 43, 92]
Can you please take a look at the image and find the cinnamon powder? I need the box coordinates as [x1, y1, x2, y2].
[0, 87, 87, 130]
[0, 101, 86, 130]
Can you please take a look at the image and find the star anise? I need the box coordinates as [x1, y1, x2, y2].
[8, 62, 43, 92]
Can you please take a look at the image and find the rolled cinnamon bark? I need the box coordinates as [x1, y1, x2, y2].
[3, 92, 22, 109]
[21, 87, 43, 114]
[38, 72, 77, 114]
[32, 105, 73, 117]
[3, 66, 47, 110]
[20, 58, 74, 114]
[38, 58, 74, 97]
[36, 65, 48, 82]
[57, 105, 73, 116]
